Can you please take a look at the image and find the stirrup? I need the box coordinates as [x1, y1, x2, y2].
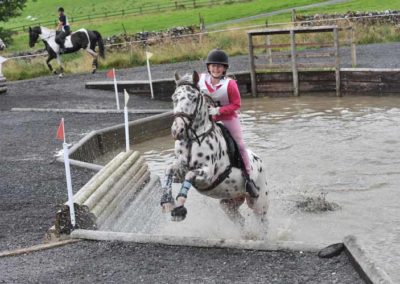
[245, 178, 259, 198]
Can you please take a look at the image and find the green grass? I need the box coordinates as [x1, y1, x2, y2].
[2, 0, 400, 81]
[4, 0, 325, 52]
[227, 0, 400, 27]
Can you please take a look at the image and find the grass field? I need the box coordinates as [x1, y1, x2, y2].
[4, 0, 325, 51]
[1, 0, 400, 80]
[234, 0, 400, 27]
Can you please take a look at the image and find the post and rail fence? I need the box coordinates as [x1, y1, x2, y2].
[4, 0, 251, 33]
[247, 25, 345, 97]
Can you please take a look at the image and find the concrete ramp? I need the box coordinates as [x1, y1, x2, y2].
[47, 150, 160, 240]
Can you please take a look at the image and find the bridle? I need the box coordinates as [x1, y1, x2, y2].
[173, 81, 232, 191]
[30, 28, 55, 46]
[173, 82, 214, 145]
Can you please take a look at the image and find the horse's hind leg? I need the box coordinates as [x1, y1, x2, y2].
[247, 174, 269, 238]
[86, 48, 98, 74]
[56, 55, 64, 78]
[220, 196, 246, 227]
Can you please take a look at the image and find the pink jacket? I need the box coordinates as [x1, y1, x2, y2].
[202, 75, 241, 121]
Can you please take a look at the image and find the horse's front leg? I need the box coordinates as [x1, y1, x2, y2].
[46, 55, 56, 74]
[160, 158, 187, 213]
[86, 48, 98, 74]
[171, 168, 212, 222]
[160, 165, 177, 213]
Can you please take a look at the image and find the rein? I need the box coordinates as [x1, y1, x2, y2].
[174, 81, 232, 192]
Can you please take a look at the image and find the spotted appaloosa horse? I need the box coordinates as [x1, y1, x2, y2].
[160, 71, 268, 227]
[28, 26, 104, 77]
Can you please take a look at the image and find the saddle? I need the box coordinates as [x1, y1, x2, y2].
[216, 122, 246, 172]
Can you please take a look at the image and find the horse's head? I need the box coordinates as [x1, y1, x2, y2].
[28, 26, 41, 48]
[171, 71, 211, 141]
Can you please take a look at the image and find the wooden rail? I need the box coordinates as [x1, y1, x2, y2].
[247, 25, 341, 97]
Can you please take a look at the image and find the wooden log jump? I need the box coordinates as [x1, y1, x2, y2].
[46, 150, 157, 241]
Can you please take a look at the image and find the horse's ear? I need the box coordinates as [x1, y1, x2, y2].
[193, 71, 199, 85]
[174, 71, 180, 83]
[29, 26, 32, 32]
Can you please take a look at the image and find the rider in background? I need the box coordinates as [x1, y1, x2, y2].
[198, 49, 259, 198]
[55, 7, 71, 53]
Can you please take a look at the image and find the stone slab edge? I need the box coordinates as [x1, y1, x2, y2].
[55, 111, 173, 171]
[11, 107, 170, 114]
[343, 235, 393, 284]
[71, 229, 328, 253]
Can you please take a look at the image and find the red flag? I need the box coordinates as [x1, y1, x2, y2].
[56, 118, 65, 141]
[106, 69, 115, 79]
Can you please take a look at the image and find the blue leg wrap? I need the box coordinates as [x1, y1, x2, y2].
[177, 180, 192, 199]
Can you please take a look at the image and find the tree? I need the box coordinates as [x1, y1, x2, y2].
[0, 0, 28, 44]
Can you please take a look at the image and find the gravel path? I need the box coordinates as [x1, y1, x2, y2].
[1, 43, 394, 282]
[0, 241, 363, 284]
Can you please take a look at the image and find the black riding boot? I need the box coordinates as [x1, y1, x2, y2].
[244, 175, 259, 198]
[59, 43, 66, 53]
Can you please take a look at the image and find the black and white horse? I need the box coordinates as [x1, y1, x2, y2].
[28, 26, 105, 76]
[161, 71, 268, 228]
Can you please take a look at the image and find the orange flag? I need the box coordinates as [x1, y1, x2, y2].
[107, 69, 115, 79]
[56, 118, 65, 141]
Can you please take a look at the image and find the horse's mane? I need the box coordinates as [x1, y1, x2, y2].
[41, 26, 56, 35]
[176, 73, 197, 88]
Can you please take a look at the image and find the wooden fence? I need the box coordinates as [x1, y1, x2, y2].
[247, 25, 342, 97]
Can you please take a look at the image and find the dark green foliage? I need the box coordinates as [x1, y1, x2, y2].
[0, 0, 28, 43]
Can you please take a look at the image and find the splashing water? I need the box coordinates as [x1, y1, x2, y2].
[95, 96, 400, 282]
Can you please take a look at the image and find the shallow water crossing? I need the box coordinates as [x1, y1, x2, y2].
[99, 96, 400, 281]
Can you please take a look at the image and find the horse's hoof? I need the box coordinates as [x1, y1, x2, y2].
[53, 71, 58, 75]
[92, 69, 96, 74]
[58, 73, 64, 78]
[171, 205, 187, 222]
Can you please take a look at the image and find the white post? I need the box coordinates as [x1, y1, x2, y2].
[146, 52, 154, 99]
[124, 89, 130, 152]
[113, 68, 120, 110]
[62, 142, 76, 227]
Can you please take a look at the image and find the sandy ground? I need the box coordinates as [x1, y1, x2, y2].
[2, 43, 395, 282]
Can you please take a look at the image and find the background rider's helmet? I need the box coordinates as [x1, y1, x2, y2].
[58, 7, 64, 13]
[205, 49, 229, 68]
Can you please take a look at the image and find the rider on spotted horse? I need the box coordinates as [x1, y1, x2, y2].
[55, 7, 71, 53]
[199, 49, 259, 198]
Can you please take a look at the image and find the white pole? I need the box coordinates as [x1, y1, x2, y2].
[124, 105, 130, 152]
[63, 142, 76, 227]
[113, 68, 120, 110]
[146, 58, 154, 100]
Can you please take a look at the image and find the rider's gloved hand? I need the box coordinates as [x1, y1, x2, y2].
[208, 107, 220, 116]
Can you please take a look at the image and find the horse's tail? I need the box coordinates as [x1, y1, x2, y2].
[93, 30, 105, 59]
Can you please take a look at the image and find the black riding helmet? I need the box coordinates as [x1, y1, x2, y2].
[58, 7, 64, 12]
[205, 49, 229, 68]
